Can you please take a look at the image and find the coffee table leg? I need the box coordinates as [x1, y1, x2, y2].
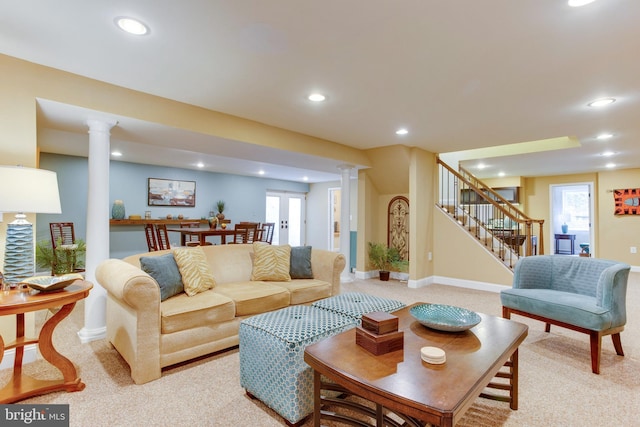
[510, 348, 519, 410]
[313, 370, 321, 427]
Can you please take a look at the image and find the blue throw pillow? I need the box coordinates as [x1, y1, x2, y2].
[140, 253, 184, 301]
[290, 246, 313, 279]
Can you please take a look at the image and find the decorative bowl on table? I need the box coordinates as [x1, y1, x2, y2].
[410, 303, 481, 332]
[20, 273, 84, 292]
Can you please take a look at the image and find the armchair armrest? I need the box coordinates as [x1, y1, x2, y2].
[596, 263, 630, 327]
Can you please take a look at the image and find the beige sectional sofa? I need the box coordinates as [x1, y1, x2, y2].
[96, 243, 345, 384]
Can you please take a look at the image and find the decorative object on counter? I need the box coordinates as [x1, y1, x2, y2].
[0, 166, 62, 284]
[145, 210, 152, 219]
[20, 273, 84, 292]
[112, 199, 126, 219]
[129, 215, 141, 220]
[208, 216, 218, 229]
[215, 200, 226, 220]
[561, 223, 569, 233]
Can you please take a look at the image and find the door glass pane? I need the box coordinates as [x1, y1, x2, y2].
[288, 197, 301, 246]
[266, 195, 280, 245]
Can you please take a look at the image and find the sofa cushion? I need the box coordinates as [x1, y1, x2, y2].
[269, 279, 332, 305]
[251, 242, 292, 281]
[290, 246, 313, 279]
[173, 246, 216, 296]
[139, 253, 183, 301]
[215, 281, 290, 316]
[160, 291, 236, 334]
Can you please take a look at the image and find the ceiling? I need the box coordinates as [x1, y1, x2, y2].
[2, 0, 639, 182]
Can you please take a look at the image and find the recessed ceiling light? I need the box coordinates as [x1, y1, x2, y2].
[308, 93, 326, 102]
[477, 163, 486, 170]
[258, 170, 265, 175]
[498, 172, 506, 177]
[115, 17, 149, 35]
[588, 97, 615, 107]
[596, 133, 613, 140]
[568, 0, 597, 7]
[111, 151, 122, 157]
[196, 162, 204, 168]
[605, 162, 616, 168]
[303, 176, 309, 181]
[395, 128, 409, 135]
[601, 151, 616, 157]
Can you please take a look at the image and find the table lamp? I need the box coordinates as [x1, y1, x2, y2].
[0, 165, 62, 284]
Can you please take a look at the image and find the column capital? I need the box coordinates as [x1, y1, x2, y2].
[337, 164, 355, 171]
[86, 118, 118, 134]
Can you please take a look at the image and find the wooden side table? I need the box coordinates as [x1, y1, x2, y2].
[0, 280, 92, 403]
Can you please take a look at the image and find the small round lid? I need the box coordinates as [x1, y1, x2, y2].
[421, 346, 446, 364]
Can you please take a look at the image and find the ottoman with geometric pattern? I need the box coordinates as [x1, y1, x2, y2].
[239, 305, 357, 426]
[311, 292, 406, 323]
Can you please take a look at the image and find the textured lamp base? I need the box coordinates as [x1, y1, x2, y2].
[3, 222, 35, 285]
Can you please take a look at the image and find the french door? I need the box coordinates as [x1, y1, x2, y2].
[265, 191, 306, 246]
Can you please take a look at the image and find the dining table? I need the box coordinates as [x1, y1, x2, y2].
[168, 227, 238, 245]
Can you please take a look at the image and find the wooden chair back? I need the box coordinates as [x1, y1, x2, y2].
[233, 222, 258, 244]
[260, 222, 275, 244]
[49, 222, 85, 275]
[144, 223, 159, 251]
[155, 224, 171, 250]
[180, 221, 201, 246]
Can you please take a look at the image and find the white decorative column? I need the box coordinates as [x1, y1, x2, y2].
[338, 164, 354, 283]
[78, 119, 117, 343]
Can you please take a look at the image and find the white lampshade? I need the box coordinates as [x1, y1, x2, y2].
[1, 165, 62, 284]
[0, 165, 62, 214]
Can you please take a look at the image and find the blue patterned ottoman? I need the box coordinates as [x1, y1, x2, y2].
[239, 305, 357, 426]
[311, 292, 406, 322]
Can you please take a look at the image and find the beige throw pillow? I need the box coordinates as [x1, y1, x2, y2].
[251, 242, 292, 281]
[173, 247, 216, 296]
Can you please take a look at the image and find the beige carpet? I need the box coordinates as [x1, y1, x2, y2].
[3, 274, 639, 427]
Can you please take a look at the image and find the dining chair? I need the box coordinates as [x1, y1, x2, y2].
[180, 221, 204, 246]
[233, 222, 258, 244]
[49, 222, 86, 275]
[144, 223, 159, 251]
[260, 222, 275, 244]
[155, 224, 171, 250]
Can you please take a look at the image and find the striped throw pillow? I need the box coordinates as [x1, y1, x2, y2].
[173, 246, 216, 296]
[251, 242, 292, 281]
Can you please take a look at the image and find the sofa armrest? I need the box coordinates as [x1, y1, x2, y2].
[310, 249, 346, 296]
[95, 259, 162, 384]
[96, 259, 161, 308]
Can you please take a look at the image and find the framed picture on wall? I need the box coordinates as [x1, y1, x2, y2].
[148, 178, 196, 207]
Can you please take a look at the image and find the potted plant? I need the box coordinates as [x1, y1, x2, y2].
[35, 238, 86, 275]
[368, 242, 407, 281]
[215, 200, 226, 221]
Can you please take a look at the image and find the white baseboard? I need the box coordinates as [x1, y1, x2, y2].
[77, 326, 107, 344]
[1, 345, 37, 370]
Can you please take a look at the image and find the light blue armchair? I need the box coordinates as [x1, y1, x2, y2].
[501, 255, 630, 374]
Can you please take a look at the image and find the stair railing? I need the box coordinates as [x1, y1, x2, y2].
[437, 158, 545, 268]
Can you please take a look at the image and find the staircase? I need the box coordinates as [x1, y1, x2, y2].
[437, 158, 545, 270]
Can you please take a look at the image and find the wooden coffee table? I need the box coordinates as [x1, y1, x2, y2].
[304, 303, 528, 427]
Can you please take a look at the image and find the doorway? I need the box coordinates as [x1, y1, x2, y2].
[550, 183, 593, 256]
[265, 191, 306, 246]
[329, 188, 340, 251]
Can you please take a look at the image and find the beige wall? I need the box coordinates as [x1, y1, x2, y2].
[433, 208, 514, 285]
[597, 169, 640, 264]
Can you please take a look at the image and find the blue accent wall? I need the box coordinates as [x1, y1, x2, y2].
[37, 153, 309, 258]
